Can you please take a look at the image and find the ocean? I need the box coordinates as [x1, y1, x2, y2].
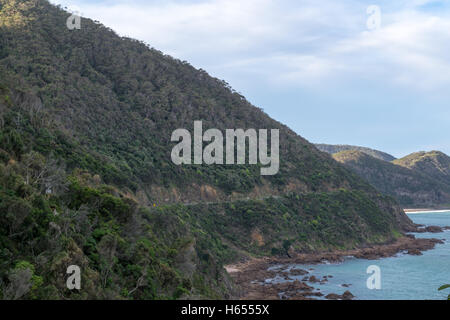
[272, 211, 450, 300]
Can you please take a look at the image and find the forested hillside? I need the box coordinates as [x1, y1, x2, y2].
[333, 150, 450, 207]
[0, 0, 414, 299]
[393, 151, 450, 186]
[316, 144, 396, 162]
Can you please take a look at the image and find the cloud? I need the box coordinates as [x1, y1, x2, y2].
[50, 0, 450, 93]
[331, 10, 450, 90]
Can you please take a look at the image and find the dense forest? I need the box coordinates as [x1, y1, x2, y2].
[0, 0, 415, 299]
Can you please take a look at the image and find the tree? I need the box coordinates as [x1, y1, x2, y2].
[2, 261, 43, 300]
[282, 239, 292, 258]
[21, 152, 67, 195]
[97, 234, 118, 288]
[438, 284, 450, 300]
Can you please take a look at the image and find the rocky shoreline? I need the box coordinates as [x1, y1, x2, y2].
[226, 235, 445, 300]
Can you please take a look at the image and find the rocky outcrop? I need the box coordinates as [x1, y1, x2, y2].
[415, 225, 446, 233]
[325, 291, 354, 300]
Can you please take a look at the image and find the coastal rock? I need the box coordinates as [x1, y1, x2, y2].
[319, 276, 328, 284]
[407, 249, 422, 256]
[416, 226, 444, 233]
[325, 291, 354, 300]
[289, 268, 308, 276]
[342, 291, 355, 300]
[325, 293, 341, 300]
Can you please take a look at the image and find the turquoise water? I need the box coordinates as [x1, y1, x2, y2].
[280, 211, 450, 300]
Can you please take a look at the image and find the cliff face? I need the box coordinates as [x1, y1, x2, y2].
[0, 0, 414, 299]
[333, 150, 450, 207]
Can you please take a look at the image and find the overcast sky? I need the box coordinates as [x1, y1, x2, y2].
[52, 0, 450, 157]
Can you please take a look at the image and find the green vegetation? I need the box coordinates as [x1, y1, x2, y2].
[0, 162, 234, 299]
[438, 284, 450, 300]
[0, 152, 405, 299]
[316, 144, 396, 162]
[393, 151, 450, 186]
[0, 0, 383, 199]
[0, 0, 415, 299]
[333, 150, 450, 207]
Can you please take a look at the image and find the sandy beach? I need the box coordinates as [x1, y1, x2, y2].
[404, 208, 450, 214]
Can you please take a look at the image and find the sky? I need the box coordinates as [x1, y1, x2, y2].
[51, 0, 450, 158]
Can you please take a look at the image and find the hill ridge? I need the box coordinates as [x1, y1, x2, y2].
[315, 143, 396, 162]
[333, 150, 450, 207]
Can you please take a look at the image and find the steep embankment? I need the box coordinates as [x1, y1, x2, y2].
[0, 0, 414, 299]
[333, 150, 450, 207]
